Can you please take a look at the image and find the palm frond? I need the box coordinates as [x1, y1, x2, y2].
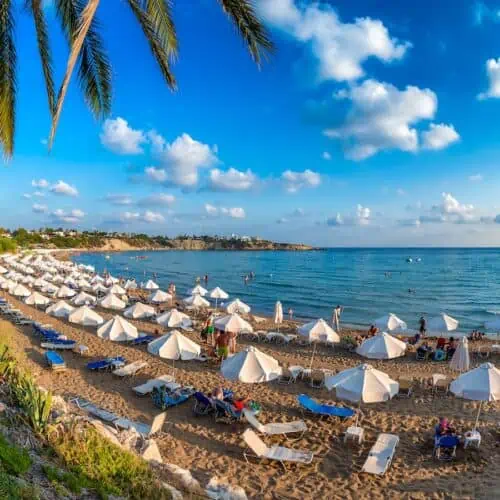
[127, 0, 177, 89]
[49, 0, 102, 149]
[143, 0, 178, 60]
[25, 0, 56, 117]
[0, 0, 16, 158]
[55, 0, 112, 118]
[217, 0, 274, 66]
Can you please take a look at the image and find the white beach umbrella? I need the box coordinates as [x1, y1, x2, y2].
[91, 275, 104, 284]
[97, 315, 139, 342]
[72, 291, 97, 306]
[0, 265, 7, 274]
[149, 289, 172, 304]
[184, 294, 210, 308]
[68, 305, 104, 326]
[104, 275, 119, 286]
[34, 278, 49, 289]
[450, 337, 470, 372]
[374, 313, 407, 333]
[124, 302, 156, 320]
[356, 332, 407, 360]
[92, 283, 108, 296]
[52, 274, 64, 284]
[209, 286, 228, 309]
[0, 279, 12, 290]
[143, 279, 159, 290]
[214, 313, 253, 334]
[226, 298, 251, 314]
[46, 300, 75, 318]
[63, 277, 77, 287]
[42, 282, 58, 295]
[189, 284, 208, 296]
[220, 346, 282, 383]
[55, 285, 77, 299]
[124, 279, 137, 290]
[156, 309, 192, 328]
[450, 362, 500, 429]
[325, 364, 399, 403]
[108, 283, 126, 295]
[147, 330, 201, 360]
[427, 313, 459, 333]
[11, 283, 31, 297]
[25, 292, 51, 307]
[298, 318, 340, 343]
[273, 301, 283, 332]
[99, 293, 126, 310]
[77, 279, 92, 290]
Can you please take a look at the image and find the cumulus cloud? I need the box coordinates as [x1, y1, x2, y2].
[33, 191, 45, 197]
[421, 123, 460, 150]
[469, 174, 483, 182]
[257, 0, 410, 82]
[324, 79, 440, 160]
[208, 168, 257, 192]
[50, 180, 79, 197]
[144, 166, 168, 183]
[103, 194, 133, 206]
[204, 204, 219, 216]
[204, 204, 246, 219]
[32, 179, 48, 188]
[281, 169, 321, 193]
[322, 151, 331, 160]
[22, 194, 32, 199]
[478, 58, 500, 99]
[120, 211, 165, 223]
[51, 208, 85, 224]
[32, 204, 48, 214]
[327, 204, 371, 226]
[100, 117, 147, 155]
[276, 217, 288, 224]
[137, 193, 175, 207]
[417, 193, 476, 224]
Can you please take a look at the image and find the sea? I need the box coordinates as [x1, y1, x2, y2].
[71, 248, 500, 334]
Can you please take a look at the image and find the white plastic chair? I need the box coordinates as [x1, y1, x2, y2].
[362, 433, 399, 475]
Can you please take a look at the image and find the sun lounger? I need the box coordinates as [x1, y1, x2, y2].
[242, 429, 313, 470]
[72, 398, 119, 423]
[362, 433, 399, 475]
[243, 409, 307, 437]
[41, 341, 77, 350]
[129, 335, 155, 346]
[151, 386, 192, 410]
[193, 392, 215, 416]
[113, 361, 148, 377]
[398, 377, 413, 397]
[297, 394, 355, 419]
[432, 376, 449, 395]
[114, 412, 166, 437]
[309, 370, 325, 389]
[87, 357, 125, 371]
[133, 375, 176, 396]
[45, 351, 66, 371]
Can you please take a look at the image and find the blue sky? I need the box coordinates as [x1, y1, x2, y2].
[4, 0, 500, 246]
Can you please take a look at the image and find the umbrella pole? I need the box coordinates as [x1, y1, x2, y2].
[309, 342, 317, 371]
[474, 401, 482, 431]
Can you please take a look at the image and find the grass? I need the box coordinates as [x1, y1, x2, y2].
[42, 464, 90, 495]
[0, 434, 31, 476]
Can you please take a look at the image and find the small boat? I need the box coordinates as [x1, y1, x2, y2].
[406, 257, 413, 263]
[105, 255, 111, 260]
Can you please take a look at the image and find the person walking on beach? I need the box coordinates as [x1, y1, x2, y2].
[332, 305, 343, 332]
[419, 316, 427, 337]
[215, 330, 229, 360]
[288, 308, 294, 320]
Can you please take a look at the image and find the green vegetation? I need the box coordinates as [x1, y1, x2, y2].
[0, 435, 31, 476]
[42, 464, 90, 495]
[0, 237, 16, 253]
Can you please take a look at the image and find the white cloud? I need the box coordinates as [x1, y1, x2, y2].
[281, 169, 321, 193]
[327, 204, 371, 226]
[51, 208, 85, 224]
[32, 204, 48, 214]
[420, 193, 475, 224]
[276, 217, 288, 224]
[104, 194, 133, 206]
[100, 117, 147, 155]
[137, 193, 175, 207]
[33, 191, 45, 197]
[208, 168, 256, 191]
[120, 211, 165, 223]
[421, 123, 460, 150]
[32, 179, 48, 188]
[205, 204, 246, 219]
[50, 180, 79, 197]
[147, 130, 167, 153]
[145, 166, 168, 183]
[396, 188, 406, 196]
[478, 58, 500, 100]
[257, 0, 410, 82]
[204, 204, 219, 216]
[22, 194, 31, 199]
[398, 218, 421, 227]
[469, 174, 483, 182]
[322, 151, 331, 160]
[324, 79, 439, 160]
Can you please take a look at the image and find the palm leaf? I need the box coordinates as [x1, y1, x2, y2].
[0, 0, 16, 158]
[217, 0, 274, 66]
[127, 0, 177, 89]
[49, 0, 102, 149]
[25, 0, 55, 117]
[142, 0, 178, 60]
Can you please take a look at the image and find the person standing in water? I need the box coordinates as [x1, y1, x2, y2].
[332, 305, 343, 332]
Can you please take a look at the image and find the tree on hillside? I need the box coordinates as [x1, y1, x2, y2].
[0, 1, 272, 158]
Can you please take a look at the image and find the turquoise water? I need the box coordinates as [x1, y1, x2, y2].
[72, 248, 500, 333]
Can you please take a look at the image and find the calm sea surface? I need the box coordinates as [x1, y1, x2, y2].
[72, 248, 500, 333]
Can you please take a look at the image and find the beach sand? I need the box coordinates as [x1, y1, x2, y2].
[1, 292, 499, 499]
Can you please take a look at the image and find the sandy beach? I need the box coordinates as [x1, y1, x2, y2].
[1, 291, 499, 499]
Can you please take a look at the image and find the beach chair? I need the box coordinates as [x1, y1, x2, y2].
[278, 366, 303, 385]
[243, 409, 307, 438]
[129, 335, 156, 346]
[114, 412, 167, 437]
[72, 398, 119, 423]
[133, 375, 177, 396]
[433, 435, 458, 461]
[41, 339, 77, 350]
[214, 400, 243, 424]
[193, 392, 214, 416]
[297, 394, 355, 419]
[415, 350, 427, 361]
[151, 386, 192, 410]
[113, 361, 148, 377]
[87, 356, 125, 371]
[309, 370, 325, 389]
[45, 351, 66, 372]
[398, 377, 413, 397]
[362, 433, 399, 475]
[432, 375, 449, 395]
[242, 429, 313, 471]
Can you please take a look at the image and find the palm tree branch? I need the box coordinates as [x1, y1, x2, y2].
[142, 0, 178, 60]
[0, 0, 16, 158]
[49, 0, 102, 149]
[217, 0, 274, 66]
[127, 0, 177, 89]
[25, 0, 56, 117]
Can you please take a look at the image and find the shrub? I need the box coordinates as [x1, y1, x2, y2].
[0, 435, 31, 476]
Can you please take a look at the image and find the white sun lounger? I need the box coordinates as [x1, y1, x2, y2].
[242, 429, 313, 470]
[243, 410, 307, 437]
[132, 375, 176, 396]
[71, 398, 119, 423]
[113, 361, 149, 377]
[114, 412, 166, 437]
[362, 433, 399, 475]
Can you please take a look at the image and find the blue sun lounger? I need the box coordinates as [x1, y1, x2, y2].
[297, 394, 355, 419]
[152, 386, 192, 410]
[87, 357, 125, 371]
[45, 351, 66, 371]
[129, 335, 155, 346]
[193, 392, 214, 416]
